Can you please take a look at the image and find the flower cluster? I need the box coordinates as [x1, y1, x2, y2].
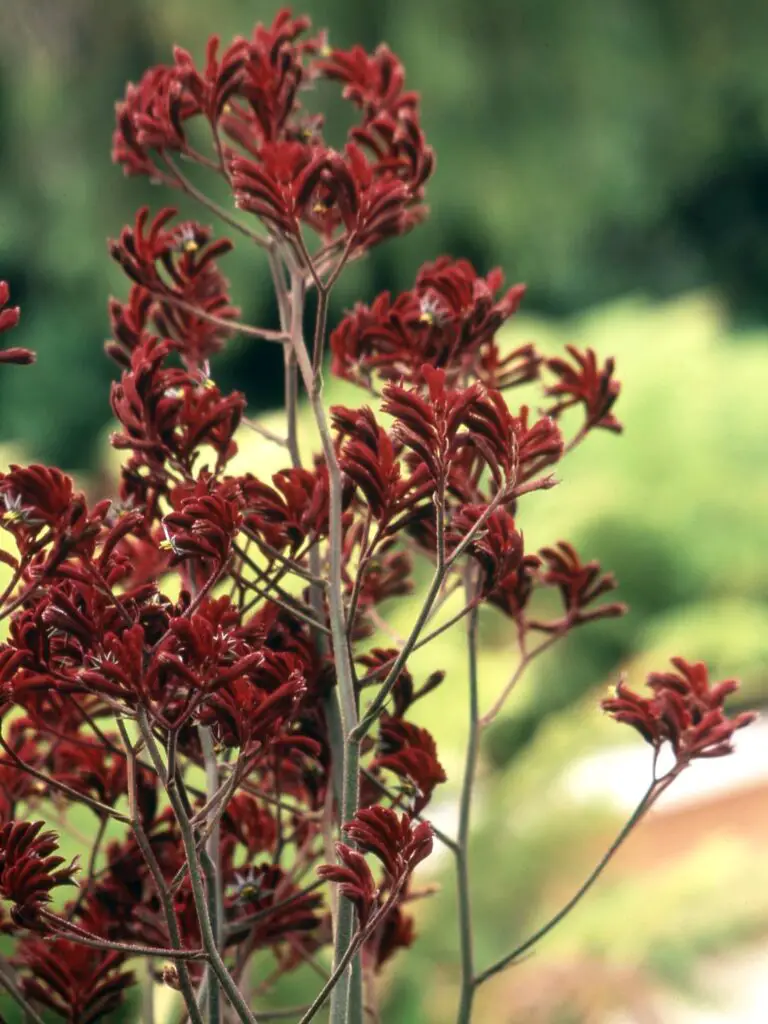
[0, 8, 753, 1024]
[602, 658, 756, 767]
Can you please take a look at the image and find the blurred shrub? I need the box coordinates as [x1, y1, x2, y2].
[5, 1, 768, 463]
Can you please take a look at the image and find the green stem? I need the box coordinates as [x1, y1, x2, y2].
[474, 780, 666, 987]
[198, 726, 223, 1024]
[138, 713, 260, 1024]
[116, 720, 204, 1024]
[286, 265, 362, 1023]
[455, 589, 480, 1024]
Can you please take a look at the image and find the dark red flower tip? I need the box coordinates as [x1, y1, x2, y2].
[333, 405, 407, 524]
[602, 657, 757, 766]
[110, 335, 244, 473]
[316, 42, 419, 120]
[382, 367, 519, 492]
[0, 464, 77, 538]
[450, 505, 524, 592]
[330, 259, 525, 389]
[240, 464, 330, 551]
[545, 345, 622, 434]
[343, 806, 433, 882]
[0, 281, 20, 334]
[0, 820, 79, 926]
[109, 209, 238, 368]
[530, 540, 627, 630]
[17, 934, 134, 1022]
[369, 716, 446, 814]
[317, 844, 378, 926]
[162, 482, 243, 568]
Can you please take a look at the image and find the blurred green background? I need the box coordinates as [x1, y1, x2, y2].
[1, 1, 768, 1021]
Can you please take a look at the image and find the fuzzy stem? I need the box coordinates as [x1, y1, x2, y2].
[124, 788, 205, 1024]
[198, 725, 223, 1024]
[138, 712, 260, 1024]
[455, 586, 480, 1024]
[474, 779, 666, 986]
[286, 265, 362, 1023]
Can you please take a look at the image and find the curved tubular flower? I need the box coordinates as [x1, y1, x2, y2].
[382, 367, 519, 494]
[450, 505, 524, 593]
[545, 344, 622, 435]
[316, 43, 419, 119]
[369, 716, 446, 815]
[318, 808, 433, 936]
[317, 845, 377, 928]
[110, 335, 245, 474]
[602, 657, 757, 767]
[330, 258, 526, 388]
[109, 208, 239, 369]
[16, 934, 134, 1024]
[162, 483, 243, 570]
[531, 540, 627, 630]
[342, 807, 434, 883]
[0, 821, 79, 927]
[240, 465, 330, 551]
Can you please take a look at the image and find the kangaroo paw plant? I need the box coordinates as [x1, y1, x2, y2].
[0, 10, 756, 1024]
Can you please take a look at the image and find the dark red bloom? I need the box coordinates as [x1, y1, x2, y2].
[240, 465, 330, 551]
[602, 657, 756, 765]
[531, 541, 627, 630]
[317, 844, 377, 926]
[334, 406, 409, 525]
[370, 716, 446, 814]
[113, 65, 192, 176]
[199, 662, 307, 751]
[382, 367, 519, 493]
[236, 10, 317, 144]
[510, 407, 564, 484]
[317, 43, 418, 119]
[450, 505, 524, 592]
[110, 335, 244, 473]
[0, 820, 79, 927]
[0, 464, 75, 534]
[17, 934, 134, 1023]
[0, 281, 35, 364]
[162, 481, 243, 569]
[109, 208, 238, 368]
[342, 807, 433, 883]
[230, 142, 325, 236]
[545, 345, 622, 434]
[172, 34, 249, 127]
[330, 259, 525, 388]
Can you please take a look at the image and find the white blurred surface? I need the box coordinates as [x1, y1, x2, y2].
[564, 713, 767, 812]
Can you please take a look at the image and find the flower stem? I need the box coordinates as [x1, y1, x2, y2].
[455, 583, 480, 1024]
[198, 725, 224, 1024]
[138, 712, 260, 1024]
[474, 779, 664, 987]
